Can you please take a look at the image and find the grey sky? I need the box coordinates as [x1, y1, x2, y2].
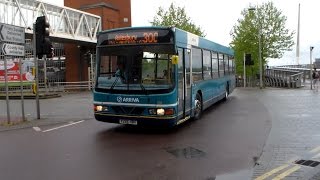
[50, 0, 320, 66]
[131, 0, 320, 66]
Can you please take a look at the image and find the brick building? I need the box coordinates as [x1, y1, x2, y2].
[63, 0, 131, 82]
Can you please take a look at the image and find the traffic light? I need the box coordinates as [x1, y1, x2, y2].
[35, 16, 53, 59]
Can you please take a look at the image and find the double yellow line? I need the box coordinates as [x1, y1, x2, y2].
[255, 145, 320, 180]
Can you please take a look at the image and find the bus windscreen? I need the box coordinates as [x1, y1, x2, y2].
[96, 50, 176, 94]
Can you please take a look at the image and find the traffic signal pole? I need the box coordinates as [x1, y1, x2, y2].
[33, 15, 53, 119]
[33, 23, 40, 119]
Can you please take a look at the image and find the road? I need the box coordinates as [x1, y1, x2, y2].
[2, 88, 320, 179]
[0, 89, 271, 180]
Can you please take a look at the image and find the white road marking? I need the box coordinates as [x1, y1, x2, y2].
[42, 120, 84, 132]
[33, 127, 42, 132]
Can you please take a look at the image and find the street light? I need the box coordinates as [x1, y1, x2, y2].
[248, 6, 263, 89]
[310, 46, 314, 90]
[243, 52, 246, 87]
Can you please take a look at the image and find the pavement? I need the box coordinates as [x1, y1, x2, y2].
[0, 91, 93, 132]
[249, 87, 320, 179]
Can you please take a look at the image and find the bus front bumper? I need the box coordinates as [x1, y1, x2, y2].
[94, 113, 177, 127]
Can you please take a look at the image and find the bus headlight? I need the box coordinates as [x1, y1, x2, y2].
[157, 108, 165, 116]
[94, 105, 108, 112]
[149, 108, 174, 116]
[96, 106, 103, 111]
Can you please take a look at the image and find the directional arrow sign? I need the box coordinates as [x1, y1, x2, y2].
[1, 43, 25, 56]
[0, 23, 25, 44]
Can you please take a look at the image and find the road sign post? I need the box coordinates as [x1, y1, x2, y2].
[0, 23, 26, 124]
[4, 57, 10, 124]
[33, 23, 40, 119]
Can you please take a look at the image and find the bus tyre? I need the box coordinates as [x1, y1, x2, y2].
[223, 85, 229, 101]
[194, 93, 202, 120]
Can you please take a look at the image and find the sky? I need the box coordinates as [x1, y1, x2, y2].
[131, 0, 320, 66]
[49, 0, 320, 66]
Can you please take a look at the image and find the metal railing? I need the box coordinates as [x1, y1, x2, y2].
[265, 69, 304, 88]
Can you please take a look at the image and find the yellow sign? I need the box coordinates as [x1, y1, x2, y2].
[171, 55, 179, 64]
[32, 83, 37, 94]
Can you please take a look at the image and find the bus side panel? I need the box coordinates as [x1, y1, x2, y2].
[229, 75, 236, 93]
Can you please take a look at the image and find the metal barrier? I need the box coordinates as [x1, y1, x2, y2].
[50, 81, 93, 92]
[265, 69, 304, 88]
[236, 68, 305, 89]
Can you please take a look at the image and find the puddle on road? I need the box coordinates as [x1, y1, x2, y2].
[215, 169, 253, 180]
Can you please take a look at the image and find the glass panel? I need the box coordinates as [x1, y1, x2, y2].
[185, 49, 191, 87]
[224, 55, 229, 75]
[229, 56, 235, 73]
[212, 52, 219, 79]
[228, 56, 233, 74]
[203, 50, 211, 80]
[219, 53, 224, 77]
[178, 48, 184, 116]
[192, 48, 202, 82]
[96, 47, 175, 93]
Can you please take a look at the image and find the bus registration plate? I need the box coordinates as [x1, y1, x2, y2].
[119, 119, 138, 125]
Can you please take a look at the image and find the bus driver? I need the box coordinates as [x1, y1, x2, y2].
[115, 63, 125, 78]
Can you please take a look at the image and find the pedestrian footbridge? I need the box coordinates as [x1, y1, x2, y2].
[0, 0, 101, 44]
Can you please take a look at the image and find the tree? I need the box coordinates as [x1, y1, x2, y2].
[151, 3, 205, 37]
[230, 1, 294, 77]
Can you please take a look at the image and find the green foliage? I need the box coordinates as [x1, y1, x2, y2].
[151, 3, 206, 37]
[230, 1, 295, 76]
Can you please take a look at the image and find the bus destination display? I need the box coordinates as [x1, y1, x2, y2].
[106, 29, 173, 45]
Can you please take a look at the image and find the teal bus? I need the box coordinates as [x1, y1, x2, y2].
[93, 27, 235, 127]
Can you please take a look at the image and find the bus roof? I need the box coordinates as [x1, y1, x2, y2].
[174, 28, 234, 55]
[97, 26, 234, 56]
[97, 26, 172, 34]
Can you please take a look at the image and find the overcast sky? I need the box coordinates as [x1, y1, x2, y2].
[131, 0, 320, 66]
[50, 0, 320, 66]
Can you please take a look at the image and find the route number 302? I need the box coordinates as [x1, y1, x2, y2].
[143, 32, 158, 43]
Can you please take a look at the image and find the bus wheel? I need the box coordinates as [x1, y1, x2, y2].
[223, 84, 229, 101]
[194, 93, 202, 120]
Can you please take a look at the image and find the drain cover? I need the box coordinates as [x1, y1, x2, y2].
[166, 146, 206, 159]
[294, 160, 320, 167]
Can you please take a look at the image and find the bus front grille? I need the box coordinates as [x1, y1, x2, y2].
[111, 106, 145, 115]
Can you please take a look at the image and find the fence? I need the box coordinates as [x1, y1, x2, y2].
[0, 39, 96, 95]
[236, 68, 306, 88]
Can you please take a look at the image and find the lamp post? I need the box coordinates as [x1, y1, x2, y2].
[310, 46, 314, 90]
[248, 6, 263, 89]
[243, 52, 246, 87]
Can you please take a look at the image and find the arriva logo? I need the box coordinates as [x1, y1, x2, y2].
[117, 96, 139, 103]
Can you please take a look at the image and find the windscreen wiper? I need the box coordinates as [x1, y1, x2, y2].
[110, 76, 120, 91]
[140, 83, 148, 95]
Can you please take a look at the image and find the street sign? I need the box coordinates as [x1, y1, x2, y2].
[0, 23, 25, 44]
[1, 43, 25, 56]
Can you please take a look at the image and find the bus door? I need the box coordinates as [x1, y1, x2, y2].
[178, 48, 192, 119]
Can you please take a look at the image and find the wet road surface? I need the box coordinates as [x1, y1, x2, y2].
[0, 89, 271, 180]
